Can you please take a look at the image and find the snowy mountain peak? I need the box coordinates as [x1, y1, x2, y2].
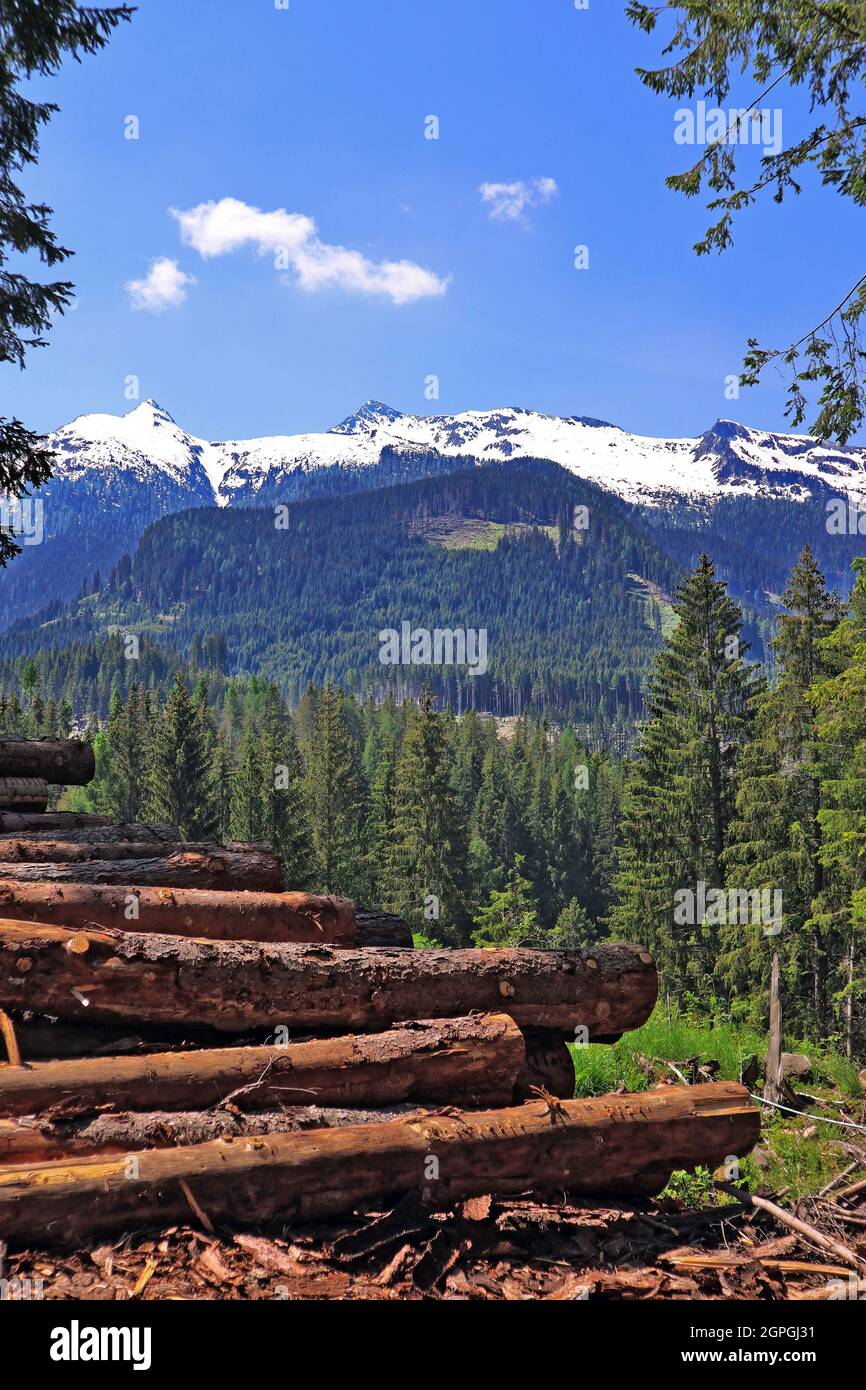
[127, 399, 178, 427]
[330, 400, 404, 435]
[40, 398, 866, 512]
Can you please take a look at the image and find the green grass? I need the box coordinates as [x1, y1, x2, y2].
[569, 1004, 866, 1204]
[569, 1007, 765, 1096]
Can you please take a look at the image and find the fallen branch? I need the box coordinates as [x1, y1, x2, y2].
[715, 1182, 863, 1270]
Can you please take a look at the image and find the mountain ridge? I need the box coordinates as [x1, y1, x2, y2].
[43, 397, 866, 509]
[3, 396, 865, 632]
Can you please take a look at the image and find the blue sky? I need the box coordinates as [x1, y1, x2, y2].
[6, 0, 863, 442]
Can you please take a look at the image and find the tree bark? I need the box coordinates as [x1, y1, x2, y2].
[0, 737, 95, 785]
[0, 1013, 523, 1117]
[0, 1105, 419, 1165]
[0, 883, 352, 945]
[355, 910, 413, 948]
[0, 848, 285, 891]
[0, 1082, 759, 1247]
[0, 839, 270, 864]
[0, 815, 178, 840]
[763, 953, 785, 1106]
[0, 922, 657, 1039]
[0, 780, 48, 812]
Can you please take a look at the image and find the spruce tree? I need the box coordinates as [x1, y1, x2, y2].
[612, 555, 763, 999]
[472, 855, 538, 947]
[722, 547, 843, 1034]
[303, 682, 366, 897]
[229, 723, 264, 843]
[386, 685, 466, 940]
[259, 692, 311, 889]
[148, 673, 217, 838]
[811, 559, 866, 1055]
[1, 2, 133, 566]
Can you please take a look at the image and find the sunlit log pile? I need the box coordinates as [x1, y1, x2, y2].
[0, 737, 759, 1259]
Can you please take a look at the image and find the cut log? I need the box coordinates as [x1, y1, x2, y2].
[0, 780, 48, 813]
[0, 848, 284, 891]
[515, 1031, 576, 1101]
[0, 1013, 523, 1117]
[0, 812, 109, 832]
[0, 815, 177, 840]
[0, 737, 95, 786]
[0, 839, 271, 865]
[5, 1019, 227, 1060]
[0, 883, 352, 945]
[355, 910, 413, 948]
[0, 1082, 759, 1247]
[0, 1105, 418, 1165]
[0, 922, 658, 1039]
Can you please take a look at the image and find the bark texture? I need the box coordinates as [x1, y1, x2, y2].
[0, 1105, 417, 1164]
[0, 738, 95, 785]
[0, 848, 284, 891]
[0, 1083, 760, 1246]
[0, 816, 178, 840]
[0, 884, 353, 945]
[0, 1013, 523, 1116]
[0, 780, 48, 812]
[0, 922, 658, 1039]
[355, 911, 413, 948]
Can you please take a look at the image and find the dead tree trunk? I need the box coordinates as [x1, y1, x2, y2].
[0, 884, 352, 945]
[0, 1082, 760, 1247]
[763, 953, 785, 1106]
[0, 922, 658, 1039]
[0, 1013, 523, 1116]
[0, 848, 284, 891]
[0, 737, 95, 785]
[0, 780, 48, 812]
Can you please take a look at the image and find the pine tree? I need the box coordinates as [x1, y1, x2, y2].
[612, 555, 764, 999]
[304, 683, 366, 897]
[722, 547, 844, 1034]
[386, 686, 467, 939]
[472, 855, 538, 946]
[811, 559, 866, 1055]
[148, 673, 217, 838]
[0, 3, 133, 567]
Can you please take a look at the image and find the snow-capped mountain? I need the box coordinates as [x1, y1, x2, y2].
[43, 398, 866, 510]
[49, 400, 221, 502]
[2, 396, 865, 632]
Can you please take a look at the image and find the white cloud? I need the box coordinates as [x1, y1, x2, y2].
[171, 197, 449, 306]
[479, 177, 559, 222]
[126, 257, 196, 313]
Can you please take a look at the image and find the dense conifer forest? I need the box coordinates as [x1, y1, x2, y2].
[2, 543, 864, 1055]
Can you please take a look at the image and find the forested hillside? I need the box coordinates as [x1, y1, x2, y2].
[5, 460, 861, 731]
[0, 461, 686, 728]
[1, 545, 863, 1056]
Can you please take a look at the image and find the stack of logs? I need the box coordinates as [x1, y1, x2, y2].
[0, 738, 760, 1250]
